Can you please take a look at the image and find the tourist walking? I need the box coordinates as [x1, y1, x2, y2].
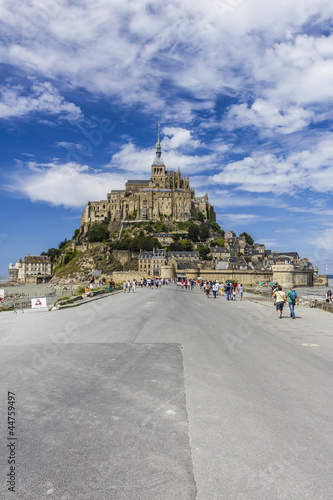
[224, 282, 231, 301]
[132, 280, 136, 292]
[238, 283, 243, 301]
[271, 282, 278, 305]
[212, 281, 218, 299]
[205, 282, 211, 298]
[273, 285, 286, 318]
[286, 286, 299, 319]
[122, 281, 127, 293]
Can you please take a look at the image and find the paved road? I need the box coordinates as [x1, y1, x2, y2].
[1, 285, 332, 499]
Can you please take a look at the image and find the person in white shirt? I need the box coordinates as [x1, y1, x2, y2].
[238, 283, 243, 301]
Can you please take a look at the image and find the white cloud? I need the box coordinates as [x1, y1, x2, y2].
[56, 141, 92, 155]
[4, 162, 127, 208]
[108, 130, 219, 176]
[0, 82, 82, 121]
[226, 100, 314, 135]
[261, 35, 333, 106]
[275, 228, 299, 233]
[162, 127, 203, 150]
[210, 191, 289, 209]
[1, 0, 333, 129]
[211, 133, 333, 194]
[219, 213, 266, 224]
[256, 238, 278, 248]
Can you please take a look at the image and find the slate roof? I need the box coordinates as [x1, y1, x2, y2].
[169, 251, 199, 257]
[24, 255, 51, 264]
[126, 180, 149, 184]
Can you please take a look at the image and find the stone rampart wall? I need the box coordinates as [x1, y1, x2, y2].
[112, 271, 151, 283]
[313, 274, 328, 286]
[181, 269, 273, 285]
[271, 265, 315, 287]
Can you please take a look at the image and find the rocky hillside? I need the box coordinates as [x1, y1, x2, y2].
[49, 219, 225, 281]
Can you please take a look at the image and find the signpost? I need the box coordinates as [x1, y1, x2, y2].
[31, 297, 47, 310]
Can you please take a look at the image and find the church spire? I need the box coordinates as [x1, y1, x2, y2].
[156, 123, 162, 155]
[152, 123, 164, 166]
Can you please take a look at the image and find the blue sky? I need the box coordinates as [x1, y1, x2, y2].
[1, 0, 333, 276]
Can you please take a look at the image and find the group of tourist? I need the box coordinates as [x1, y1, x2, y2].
[111, 276, 332, 322]
[179, 279, 196, 290]
[122, 277, 173, 292]
[197, 280, 244, 300]
[271, 283, 300, 319]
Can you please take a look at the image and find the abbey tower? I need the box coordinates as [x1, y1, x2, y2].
[79, 128, 215, 237]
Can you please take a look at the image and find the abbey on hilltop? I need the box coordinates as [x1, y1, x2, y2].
[78, 127, 215, 237]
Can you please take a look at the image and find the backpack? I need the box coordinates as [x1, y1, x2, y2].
[290, 290, 296, 300]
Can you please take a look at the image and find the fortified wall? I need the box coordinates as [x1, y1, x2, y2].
[111, 265, 321, 287]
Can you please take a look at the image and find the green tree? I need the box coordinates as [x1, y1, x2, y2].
[154, 221, 168, 232]
[58, 238, 68, 249]
[63, 252, 73, 265]
[239, 232, 254, 245]
[195, 211, 205, 221]
[168, 242, 184, 251]
[43, 247, 61, 261]
[197, 244, 211, 260]
[144, 224, 154, 233]
[209, 221, 224, 236]
[213, 236, 225, 247]
[110, 240, 127, 250]
[188, 224, 200, 242]
[63, 249, 78, 265]
[87, 223, 110, 242]
[128, 210, 137, 220]
[199, 224, 210, 241]
[182, 240, 193, 251]
[73, 228, 80, 240]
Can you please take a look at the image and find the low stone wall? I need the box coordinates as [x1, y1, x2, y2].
[25, 275, 53, 285]
[244, 287, 271, 298]
[307, 300, 333, 313]
[112, 271, 150, 283]
[245, 288, 333, 313]
[181, 269, 273, 286]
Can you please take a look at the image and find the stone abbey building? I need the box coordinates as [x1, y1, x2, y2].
[79, 130, 215, 237]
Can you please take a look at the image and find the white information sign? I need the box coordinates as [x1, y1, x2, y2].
[31, 297, 47, 309]
[0, 289, 4, 299]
